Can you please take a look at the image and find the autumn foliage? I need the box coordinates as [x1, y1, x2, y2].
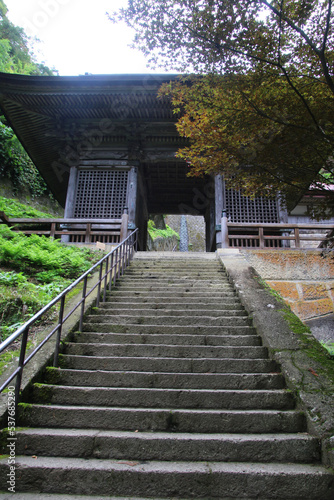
[113, 1, 334, 214]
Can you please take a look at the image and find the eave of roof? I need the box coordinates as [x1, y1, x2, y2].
[0, 72, 179, 93]
[0, 73, 182, 205]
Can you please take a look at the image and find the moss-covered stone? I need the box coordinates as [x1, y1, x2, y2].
[45, 366, 62, 385]
[32, 383, 54, 403]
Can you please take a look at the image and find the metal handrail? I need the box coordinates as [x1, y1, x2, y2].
[0, 229, 138, 408]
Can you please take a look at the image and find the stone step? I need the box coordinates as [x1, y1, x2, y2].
[117, 278, 232, 286]
[0, 494, 215, 500]
[71, 332, 261, 346]
[100, 294, 243, 311]
[81, 323, 256, 335]
[6, 253, 330, 500]
[45, 368, 286, 390]
[120, 270, 228, 276]
[59, 354, 279, 373]
[85, 314, 251, 327]
[0, 494, 150, 500]
[112, 284, 234, 292]
[99, 301, 244, 311]
[18, 405, 306, 433]
[31, 384, 294, 410]
[123, 273, 228, 280]
[1, 456, 332, 499]
[105, 295, 240, 304]
[131, 263, 220, 269]
[13, 428, 320, 463]
[106, 290, 237, 299]
[63, 343, 267, 359]
[92, 308, 248, 318]
[129, 260, 222, 267]
[131, 258, 218, 265]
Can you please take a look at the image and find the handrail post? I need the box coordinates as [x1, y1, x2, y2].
[103, 255, 109, 302]
[126, 238, 130, 266]
[114, 247, 119, 286]
[109, 252, 114, 291]
[96, 262, 103, 307]
[119, 244, 124, 277]
[15, 326, 29, 412]
[122, 243, 126, 275]
[79, 276, 88, 332]
[117, 247, 122, 280]
[53, 295, 65, 367]
[130, 233, 135, 259]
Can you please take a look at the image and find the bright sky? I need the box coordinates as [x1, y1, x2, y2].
[5, 0, 161, 75]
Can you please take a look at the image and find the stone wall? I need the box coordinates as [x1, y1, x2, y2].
[165, 215, 206, 252]
[241, 249, 334, 343]
[147, 233, 179, 251]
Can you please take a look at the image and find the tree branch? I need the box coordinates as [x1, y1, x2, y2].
[277, 0, 284, 67]
[322, 0, 332, 53]
[237, 86, 319, 133]
[281, 67, 324, 133]
[260, 0, 320, 53]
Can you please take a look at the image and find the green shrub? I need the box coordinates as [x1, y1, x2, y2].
[0, 196, 54, 218]
[147, 219, 180, 240]
[321, 341, 334, 356]
[0, 198, 103, 342]
[0, 227, 98, 278]
[0, 269, 73, 341]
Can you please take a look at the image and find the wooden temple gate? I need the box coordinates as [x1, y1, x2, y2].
[0, 73, 332, 250]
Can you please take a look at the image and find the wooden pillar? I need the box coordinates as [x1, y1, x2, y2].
[62, 166, 78, 242]
[136, 168, 149, 251]
[127, 167, 138, 228]
[64, 166, 78, 218]
[120, 208, 129, 242]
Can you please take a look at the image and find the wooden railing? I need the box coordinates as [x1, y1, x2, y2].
[224, 222, 334, 249]
[2, 211, 333, 249]
[0, 213, 130, 245]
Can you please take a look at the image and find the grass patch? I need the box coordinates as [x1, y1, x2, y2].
[147, 220, 180, 241]
[0, 198, 103, 344]
[281, 308, 312, 336]
[0, 197, 53, 219]
[320, 341, 334, 357]
[254, 275, 334, 381]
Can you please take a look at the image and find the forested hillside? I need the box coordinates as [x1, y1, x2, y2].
[0, 0, 56, 202]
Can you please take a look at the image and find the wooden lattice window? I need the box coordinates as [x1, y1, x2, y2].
[225, 189, 279, 223]
[74, 169, 128, 219]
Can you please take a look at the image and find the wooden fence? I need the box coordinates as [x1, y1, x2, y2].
[0, 212, 130, 245]
[224, 222, 334, 249]
[1, 211, 333, 249]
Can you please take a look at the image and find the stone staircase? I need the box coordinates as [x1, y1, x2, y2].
[1, 253, 333, 498]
